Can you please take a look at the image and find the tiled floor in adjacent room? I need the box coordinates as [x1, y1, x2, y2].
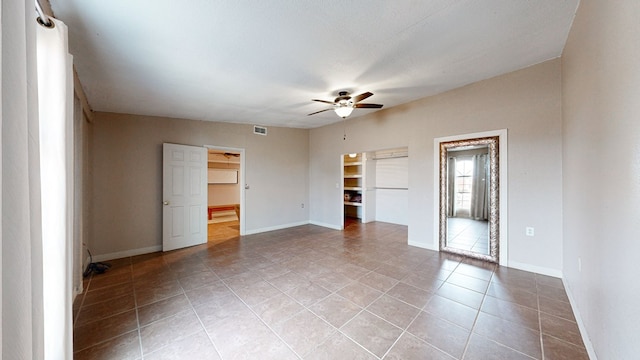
[73, 220, 589, 359]
[447, 218, 489, 255]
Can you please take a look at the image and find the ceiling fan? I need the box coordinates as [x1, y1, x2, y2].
[308, 91, 383, 118]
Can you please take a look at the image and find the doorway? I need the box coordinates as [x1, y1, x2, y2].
[205, 146, 244, 244]
[341, 148, 409, 229]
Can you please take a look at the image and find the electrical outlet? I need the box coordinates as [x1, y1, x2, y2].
[525, 227, 535, 237]
[578, 257, 582, 272]
[301, 203, 304, 208]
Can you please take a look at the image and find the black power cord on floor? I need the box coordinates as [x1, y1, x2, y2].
[82, 247, 111, 278]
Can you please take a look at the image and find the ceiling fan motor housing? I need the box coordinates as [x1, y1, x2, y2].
[336, 91, 353, 107]
[308, 90, 382, 117]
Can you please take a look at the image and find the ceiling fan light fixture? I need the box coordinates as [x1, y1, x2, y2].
[334, 103, 354, 118]
[309, 91, 381, 118]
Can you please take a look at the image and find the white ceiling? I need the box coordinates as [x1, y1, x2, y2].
[50, 0, 579, 129]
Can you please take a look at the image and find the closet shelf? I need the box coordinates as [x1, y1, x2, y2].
[343, 152, 367, 221]
[344, 201, 362, 207]
[208, 160, 239, 165]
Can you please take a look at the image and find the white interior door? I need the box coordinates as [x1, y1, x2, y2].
[163, 143, 207, 251]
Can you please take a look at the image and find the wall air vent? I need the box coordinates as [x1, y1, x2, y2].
[372, 147, 409, 160]
[253, 125, 267, 136]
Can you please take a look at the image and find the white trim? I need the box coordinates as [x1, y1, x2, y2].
[433, 139, 441, 251]
[204, 145, 246, 236]
[90, 245, 162, 263]
[508, 260, 562, 278]
[340, 154, 345, 229]
[244, 221, 310, 235]
[498, 130, 508, 267]
[309, 220, 342, 230]
[408, 240, 438, 251]
[433, 129, 508, 266]
[563, 278, 598, 360]
[73, 286, 82, 299]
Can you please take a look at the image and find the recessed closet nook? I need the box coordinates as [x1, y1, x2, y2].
[207, 149, 240, 242]
[342, 148, 408, 228]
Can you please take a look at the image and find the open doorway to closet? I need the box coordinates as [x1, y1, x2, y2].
[206, 147, 244, 244]
[341, 148, 409, 229]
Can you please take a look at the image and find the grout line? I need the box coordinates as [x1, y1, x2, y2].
[72, 275, 90, 326]
[336, 326, 385, 359]
[363, 293, 418, 359]
[460, 268, 492, 359]
[394, 299, 454, 359]
[73, 261, 140, 355]
[183, 277, 225, 360]
[136, 256, 210, 358]
[537, 282, 545, 360]
[206, 259, 304, 359]
[127, 259, 145, 360]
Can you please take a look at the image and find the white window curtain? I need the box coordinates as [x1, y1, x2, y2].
[470, 154, 489, 220]
[446, 156, 456, 217]
[36, 17, 74, 360]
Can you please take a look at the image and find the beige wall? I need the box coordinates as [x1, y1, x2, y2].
[207, 183, 240, 206]
[562, 0, 640, 358]
[310, 59, 564, 275]
[89, 113, 309, 257]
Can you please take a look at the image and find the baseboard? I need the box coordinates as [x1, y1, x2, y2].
[407, 240, 438, 251]
[563, 278, 598, 359]
[73, 287, 82, 302]
[507, 260, 563, 278]
[90, 245, 163, 263]
[308, 220, 342, 230]
[244, 221, 310, 235]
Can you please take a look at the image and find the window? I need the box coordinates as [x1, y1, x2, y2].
[455, 158, 474, 214]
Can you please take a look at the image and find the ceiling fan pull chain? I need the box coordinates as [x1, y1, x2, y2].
[343, 118, 347, 140]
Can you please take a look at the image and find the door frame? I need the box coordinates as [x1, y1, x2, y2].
[204, 145, 246, 236]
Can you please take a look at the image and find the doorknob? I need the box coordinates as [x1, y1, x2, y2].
[163, 201, 170, 205]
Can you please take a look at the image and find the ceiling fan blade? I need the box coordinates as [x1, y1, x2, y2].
[354, 103, 383, 109]
[352, 92, 373, 103]
[307, 108, 333, 116]
[312, 99, 335, 105]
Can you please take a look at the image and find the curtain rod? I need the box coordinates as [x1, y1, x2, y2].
[35, 0, 53, 27]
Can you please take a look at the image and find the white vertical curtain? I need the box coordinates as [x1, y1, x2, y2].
[2, 1, 44, 358]
[446, 156, 456, 217]
[470, 153, 489, 220]
[36, 17, 74, 360]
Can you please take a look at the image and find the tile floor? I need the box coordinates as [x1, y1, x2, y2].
[73, 221, 589, 359]
[447, 218, 489, 255]
[207, 220, 240, 245]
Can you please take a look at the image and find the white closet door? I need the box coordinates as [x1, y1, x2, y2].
[162, 143, 207, 251]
